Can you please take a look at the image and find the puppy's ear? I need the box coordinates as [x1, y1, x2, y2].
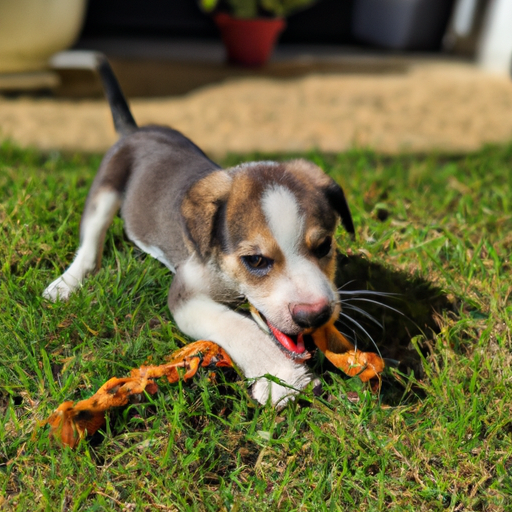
[286, 159, 355, 237]
[181, 170, 232, 259]
[323, 180, 355, 238]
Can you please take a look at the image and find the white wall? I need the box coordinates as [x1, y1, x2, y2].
[478, 0, 512, 75]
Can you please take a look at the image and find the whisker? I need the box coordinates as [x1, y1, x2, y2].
[342, 297, 409, 320]
[338, 288, 399, 298]
[344, 330, 357, 344]
[339, 312, 382, 358]
[341, 303, 383, 329]
[336, 323, 358, 350]
[337, 280, 358, 291]
[341, 296, 425, 339]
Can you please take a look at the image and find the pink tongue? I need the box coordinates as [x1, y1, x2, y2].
[268, 323, 305, 354]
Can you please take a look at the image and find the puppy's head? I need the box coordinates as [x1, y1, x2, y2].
[182, 159, 354, 360]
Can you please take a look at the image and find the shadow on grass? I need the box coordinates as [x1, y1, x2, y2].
[24, 253, 460, 450]
[309, 253, 459, 404]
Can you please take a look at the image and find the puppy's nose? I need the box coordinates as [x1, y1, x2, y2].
[291, 300, 332, 329]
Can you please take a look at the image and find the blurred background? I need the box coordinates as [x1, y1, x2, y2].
[1, 0, 512, 156]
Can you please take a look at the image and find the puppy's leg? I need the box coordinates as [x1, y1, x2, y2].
[43, 187, 121, 301]
[168, 264, 312, 407]
[172, 295, 312, 406]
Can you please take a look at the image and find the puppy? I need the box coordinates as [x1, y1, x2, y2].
[44, 54, 355, 406]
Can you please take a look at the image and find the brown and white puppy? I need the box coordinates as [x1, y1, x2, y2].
[43, 54, 355, 407]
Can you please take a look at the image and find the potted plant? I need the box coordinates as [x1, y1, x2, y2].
[200, 0, 319, 66]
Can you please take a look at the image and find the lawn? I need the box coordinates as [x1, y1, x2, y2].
[1, 139, 511, 511]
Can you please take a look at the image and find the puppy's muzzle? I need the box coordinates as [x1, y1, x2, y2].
[290, 300, 333, 330]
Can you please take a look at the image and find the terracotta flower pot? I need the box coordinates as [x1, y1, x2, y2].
[214, 13, 286, 67]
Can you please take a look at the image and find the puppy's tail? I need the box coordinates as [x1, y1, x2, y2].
[95, 54, 138, 136]
[50, 51, 138, 137]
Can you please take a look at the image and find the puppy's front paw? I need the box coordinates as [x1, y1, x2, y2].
[43, 274, 78, 302]
[250, 365, 313, 409]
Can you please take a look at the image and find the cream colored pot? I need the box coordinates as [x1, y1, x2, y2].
[0, 0, 86, 73]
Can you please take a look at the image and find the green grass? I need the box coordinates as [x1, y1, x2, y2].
[1, 139, 512, 510]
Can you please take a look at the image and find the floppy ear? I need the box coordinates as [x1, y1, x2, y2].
[285, 159, 355, 238]
[323, 180, 355, 238]
[181, 170, 232, 259]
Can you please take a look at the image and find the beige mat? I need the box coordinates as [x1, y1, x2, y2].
[1, 62, 511, 156]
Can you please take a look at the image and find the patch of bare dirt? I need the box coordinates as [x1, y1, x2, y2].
[1, 62, 512, 156]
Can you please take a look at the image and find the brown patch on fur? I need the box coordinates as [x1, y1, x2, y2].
[222, 234, 286, 289]
[285, 159, 334, 189]
[181, 170, 232, 259]
[286, 159, 355, 236]
[216, 161, 341, 293]
[223, 161, 338, 250]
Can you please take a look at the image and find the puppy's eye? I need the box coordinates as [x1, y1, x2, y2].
[241, 255, 273, 274]
[312, 237, 332, 259]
